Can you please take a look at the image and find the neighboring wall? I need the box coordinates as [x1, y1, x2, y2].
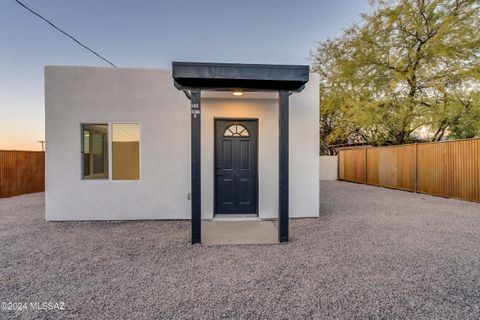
[338, 138, 480, 203]
[0, 150, 45, 198]
[319, 156, 337, 180]
[45, 66, 320, 220]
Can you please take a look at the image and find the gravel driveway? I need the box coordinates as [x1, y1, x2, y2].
[1, 181, 480, 319]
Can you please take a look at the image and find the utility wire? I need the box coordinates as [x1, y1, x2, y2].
[14, 0, 117, 67]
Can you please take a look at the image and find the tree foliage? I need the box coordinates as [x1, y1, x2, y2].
[314, 0, 480, 153]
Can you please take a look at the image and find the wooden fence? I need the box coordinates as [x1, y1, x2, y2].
[337, 138, 480, 203]
[0, 150, 45, 198]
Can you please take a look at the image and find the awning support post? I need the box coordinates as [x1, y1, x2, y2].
[279, 90, 289, 242]
[191, 89, 201, 244]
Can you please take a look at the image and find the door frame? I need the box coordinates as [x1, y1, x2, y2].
[213, 118, 259, 216]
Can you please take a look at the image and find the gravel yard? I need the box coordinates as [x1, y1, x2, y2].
[1, 181, 480, 319]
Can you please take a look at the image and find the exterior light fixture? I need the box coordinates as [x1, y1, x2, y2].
[232, 91, 243, 96]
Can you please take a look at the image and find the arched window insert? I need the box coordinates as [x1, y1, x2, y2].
[223, 124, 250, 137]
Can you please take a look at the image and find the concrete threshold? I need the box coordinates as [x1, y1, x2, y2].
[211, 214, 260, 222]
[202, 220, 279, 245]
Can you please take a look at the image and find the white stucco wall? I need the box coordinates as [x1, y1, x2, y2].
[320, 156, 338, 180]
[45, 66, 319, 220]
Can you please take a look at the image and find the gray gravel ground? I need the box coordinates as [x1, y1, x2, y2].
[1, 181, 480, 319]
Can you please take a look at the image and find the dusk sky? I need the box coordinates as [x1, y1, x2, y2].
[1, 0, 370, 150]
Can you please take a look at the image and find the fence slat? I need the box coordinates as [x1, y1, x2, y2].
[0, 150, 45, 198]
[338, 138, 480, 203]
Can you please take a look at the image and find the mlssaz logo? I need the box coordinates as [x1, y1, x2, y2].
[30, 302, 65, 311]
[2, 301, 65, 311]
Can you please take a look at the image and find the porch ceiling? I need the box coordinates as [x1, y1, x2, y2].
[201, 90, 279, 100]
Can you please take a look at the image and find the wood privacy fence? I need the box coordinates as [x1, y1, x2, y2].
[0, 151, 45, 198]
[337, 138, 480, 203]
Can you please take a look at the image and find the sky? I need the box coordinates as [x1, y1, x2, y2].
[0, 0, 370, 151]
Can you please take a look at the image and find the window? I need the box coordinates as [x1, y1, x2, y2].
[81, 123, 140, 181]
[82, 124, 108, 179]
[112, 124, 140, 180]
[223, 124, 249, 137]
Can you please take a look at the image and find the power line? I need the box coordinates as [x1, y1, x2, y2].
[14, 0, 117, 68]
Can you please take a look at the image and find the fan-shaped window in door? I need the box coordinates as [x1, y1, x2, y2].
[224, 124, 250, 137]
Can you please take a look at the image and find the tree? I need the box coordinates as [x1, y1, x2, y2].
[314, 0, 480, 153]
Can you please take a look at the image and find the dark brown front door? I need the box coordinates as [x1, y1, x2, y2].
[214, 119, 258, 215]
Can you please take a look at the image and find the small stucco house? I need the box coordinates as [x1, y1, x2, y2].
[45, 62, 319, 243]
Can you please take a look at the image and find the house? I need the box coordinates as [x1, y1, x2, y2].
[45, 62, 320, 243]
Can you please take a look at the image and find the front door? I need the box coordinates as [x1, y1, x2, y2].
[215, 119, 258, 215]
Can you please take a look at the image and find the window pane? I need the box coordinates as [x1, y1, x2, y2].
[82, 124, 108, 179]
[112, 124, 140, 180]
[224, 124, 249, 137]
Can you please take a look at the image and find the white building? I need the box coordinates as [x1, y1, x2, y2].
[45, 62, 319, 243]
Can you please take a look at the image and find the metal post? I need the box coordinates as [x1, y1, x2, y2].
[191, 89, 201, 244]
[279, 91, 289, 242]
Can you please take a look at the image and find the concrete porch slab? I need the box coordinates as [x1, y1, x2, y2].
[202, 220, 279, 245]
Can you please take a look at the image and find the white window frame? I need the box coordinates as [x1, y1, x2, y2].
[80, 122, 141, 182]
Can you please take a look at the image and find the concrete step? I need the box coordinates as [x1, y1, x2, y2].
[202, 220, 278, 245]
[211, 214, 260, 222]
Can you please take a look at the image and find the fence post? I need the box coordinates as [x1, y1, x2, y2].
[364, 147, 367, 184]
[414, 142, 418, 193]
[337, 151, 342, 180]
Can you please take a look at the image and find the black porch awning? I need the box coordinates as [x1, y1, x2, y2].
[174, 61, 308, 244]
[172, 61, 309, 92]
